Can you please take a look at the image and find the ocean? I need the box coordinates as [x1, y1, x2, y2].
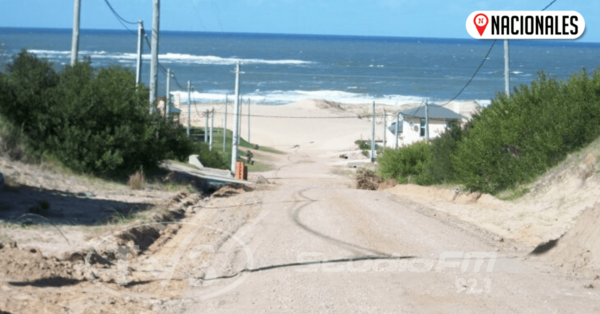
[1, 27, 600, 106]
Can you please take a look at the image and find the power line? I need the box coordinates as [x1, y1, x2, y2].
[102, 0, 137, 35]
[542, 0, 557, 11]
[206, 111, 364, 119]
[142, 32, 189, 90]
[439, 0, 558, 106]
[172, 75, 187, 90]
[190, 1, 208, 31]
[439, 40, 497, 106]
[103, 0, 137, 25]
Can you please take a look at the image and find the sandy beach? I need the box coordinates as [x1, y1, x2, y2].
[171, 98, 480, 153]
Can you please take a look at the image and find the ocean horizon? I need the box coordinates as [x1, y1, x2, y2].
[2, 27, 600, 106]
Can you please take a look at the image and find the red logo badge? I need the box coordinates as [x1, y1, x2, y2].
[474, 13, 489, 36]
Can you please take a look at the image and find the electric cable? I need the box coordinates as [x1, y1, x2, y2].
[542, 0, 557, 11]
[438, 40, 498, 107]
[102, 0, 137, 35]
[439, 0, 558, 106]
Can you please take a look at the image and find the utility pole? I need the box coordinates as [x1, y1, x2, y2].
[223, 94, 228, 152]
[187, 81, 191, 137]
[247, 98, 251, 143]
[70, 0, 81, 66]
[383, 109, 386, 148]
[231, 62, 241, 174]
[371, 101, 376, 162]
[209, 108, 214, 151]
[238, 97, 243, 144]
[165, 68, 171, 118]
[135, 21, 144, 86]
[204, 109, 209, 143]
[149, 0, 160, 112]
[425, 99, 430, 142]
[394, 113, 400, 149]
[504, 39, 510, 97]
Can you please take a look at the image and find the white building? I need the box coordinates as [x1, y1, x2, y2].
[387, 105, 465, 147]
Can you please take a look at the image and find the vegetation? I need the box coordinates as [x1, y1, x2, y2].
[377, 141, 432, 185]
[128, 168, 146, 190]
[0, 51, 224, 176]
[453, 70, 600, 193]
[378, 69, 600, 195]
[356, 168, 383, 190]
[0, 114, 30, 161]
[426, 120, 465, 184]
[355, 139, 374, 157]
[190, 126, 284, 155]
[188, 126, 280, 172]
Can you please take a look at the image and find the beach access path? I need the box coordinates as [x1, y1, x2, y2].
[1, 100, 597, 313]
[158, 146, 598, 313]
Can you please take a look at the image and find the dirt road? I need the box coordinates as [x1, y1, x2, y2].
[2, 149, 599, 313]
[155, 150, 598, 313]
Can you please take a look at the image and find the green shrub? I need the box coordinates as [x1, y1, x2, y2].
[377, 141, 432, 185]
[0, 51, 205, 175]
[452, 70, 600, 193]
[196, 142, 228, 169]
[355, 140, 372, 157]
[355, 140, 371, 150]
[426, 120, 465, 184]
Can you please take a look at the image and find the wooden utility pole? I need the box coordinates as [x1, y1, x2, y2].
[247, 98, 251, 143]
[382, 109, 387, 148]
[187, 81, 191, 137]
[165, 68, 171, 118]
[223, 95, 228, 152]
[204, 109, 209, 143]
[425, 100, 430, 142]
[394, 113, 400, 149]
[70, 0, 81, 66]
[371, 101, 376, 162]
[237, 97, 243, 144]
[149, 0, 160, 111]
[231, 62, 241, 174]
[136, 21, 144, 86]
[504, 39, 510, 97]
[209, 108, 214, 151]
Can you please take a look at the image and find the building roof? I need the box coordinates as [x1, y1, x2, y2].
[400, 105, 465, 120]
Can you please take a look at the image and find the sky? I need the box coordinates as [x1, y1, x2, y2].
[0, 0, 599, 42]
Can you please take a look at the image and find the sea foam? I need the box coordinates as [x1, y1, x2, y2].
[170, 89, 450, 106]
[27, 50, 312, 66]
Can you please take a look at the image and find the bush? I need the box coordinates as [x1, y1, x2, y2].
[452, 70, 600, 193]
[355, 140, 371, 150]
[377, 141, 432, 185]
[426, 120, 465, 184]
[197, 142, 228, 169]
[355, 140, 372, 157]
[0, 51, 204, 175]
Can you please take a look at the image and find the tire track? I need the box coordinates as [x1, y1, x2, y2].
[289, 187, 391, 256]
